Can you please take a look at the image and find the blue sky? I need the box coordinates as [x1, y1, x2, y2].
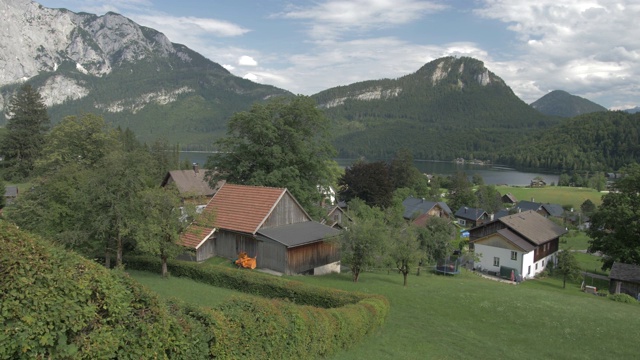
[36, 0, 640, 109]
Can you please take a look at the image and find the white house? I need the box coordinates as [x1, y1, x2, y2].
[469, 210, 567, 280]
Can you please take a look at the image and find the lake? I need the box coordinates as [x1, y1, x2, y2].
[180, 152, 559, 187]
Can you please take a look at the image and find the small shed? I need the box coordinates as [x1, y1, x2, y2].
[609, 262, 640, 299]
[3, 186, 18, 205]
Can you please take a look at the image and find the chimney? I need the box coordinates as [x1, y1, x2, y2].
[464, 207, 468, 213]
[193, 163, 199, 174]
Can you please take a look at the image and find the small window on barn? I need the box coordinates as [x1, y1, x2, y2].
[528, 265, 531, 275]
[459, 219, 466, 226]
[535, 263, 538, 270]
[493, 257, 500, 267]
[511, 251, 517, 260]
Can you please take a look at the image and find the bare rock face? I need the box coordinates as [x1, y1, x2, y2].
[0, 0, 181, 110]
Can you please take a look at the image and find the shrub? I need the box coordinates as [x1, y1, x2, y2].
[608, 293, 638, 304]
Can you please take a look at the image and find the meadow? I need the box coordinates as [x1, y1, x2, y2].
[130, 258, 640, 359]
[495, 185, 604, 208]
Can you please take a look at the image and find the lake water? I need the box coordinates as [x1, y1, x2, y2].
[180, 152, 559, 187]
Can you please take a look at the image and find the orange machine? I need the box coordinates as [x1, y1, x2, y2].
[235, 251, 257, 269]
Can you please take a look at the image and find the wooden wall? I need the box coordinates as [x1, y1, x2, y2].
[285, 241, 340, 275]
[215, 231, 257, 260]
[196, 238, 216, 262]
[262, 193, 309, 229]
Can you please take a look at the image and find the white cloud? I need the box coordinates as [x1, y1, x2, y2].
[222, 64, 235, 71]
[474, 0, 640, 106]
[243, 73, 258, 81]
[238, 55, 258, 66]
[279, 0, 446, 39]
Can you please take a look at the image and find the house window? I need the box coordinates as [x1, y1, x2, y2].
[528, 266, 531, 275]
[542, 260, 545, 267]
[511, 251, 517, 260]
[493, 257, 500, 267]
[535, 263, 538, 270]
[458, 219, 466, 226]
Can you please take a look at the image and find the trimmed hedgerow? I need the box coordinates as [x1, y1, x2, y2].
[124, 255, 390, 358]
[0, 221, 210, 360]
[1, 222, 389, 359]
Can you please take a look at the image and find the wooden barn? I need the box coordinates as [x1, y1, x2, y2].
[179, 183, 341, 275]
[609, 262, 640, 300]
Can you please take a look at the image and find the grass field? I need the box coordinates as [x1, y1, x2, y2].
[129, 262, 640, 359]
[496, 185, 604, 208]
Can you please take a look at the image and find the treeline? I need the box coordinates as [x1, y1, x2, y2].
[497, 111, 640, 171]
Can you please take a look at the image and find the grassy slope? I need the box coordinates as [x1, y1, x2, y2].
[131, 265, 640, 359]
[496, 185, 604, 208]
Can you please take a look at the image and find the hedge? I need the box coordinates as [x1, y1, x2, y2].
[1, 222, 390, 359]
[124, 255, 391, 358]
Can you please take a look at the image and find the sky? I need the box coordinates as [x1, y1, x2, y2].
[35, 0, 640, 110]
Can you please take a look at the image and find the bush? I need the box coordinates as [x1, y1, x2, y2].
[608, 293, 638, 304]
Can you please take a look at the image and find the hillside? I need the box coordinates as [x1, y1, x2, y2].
[0, 0, 291, 147]
[313, 57, 558, 160]
[531, 90, 608, 118]
[497, 111, 640, 171]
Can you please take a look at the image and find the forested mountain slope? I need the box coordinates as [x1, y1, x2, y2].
[313, 57, 558, 160]
[497, 111, 640, 171]
[530, 90, 608, 118]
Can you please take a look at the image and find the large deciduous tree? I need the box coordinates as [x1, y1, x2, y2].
[339, 160, 393, 208]
[475, 185, 503, 214]
[206, 95, 336, 215]
[1, 84, 49, 180]
[587, 163, 640, 269]
[447, 172, 475, 212]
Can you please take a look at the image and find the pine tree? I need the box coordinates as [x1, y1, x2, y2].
[1, 84, 49, 180]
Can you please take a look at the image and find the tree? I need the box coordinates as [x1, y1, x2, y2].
[416, 217, 454, 268]
[447, 172, 475, 212]
[136, 187, 189, 277]
[339, 160, 393, 208]
[587, 163, 640, 269]
[388, 226, 422, 287]
[580, 199, 596, 217]
[206, 95, 336, 215]
[475, 185, 503, 214]
[556, 249, 581, 289]
[0, 178, 5, 209]
[389, 148, 422, 190]
[340, 199, 387, 282]
[588, 172, 606, 192]
[0, 84, 49, 180]
[472, 173, 484, 186]
[37, 114, 117, 173]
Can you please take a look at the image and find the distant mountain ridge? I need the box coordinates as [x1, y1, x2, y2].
[313, 56, 558, 160]
[0, 0, 290, 146]
[530, 90, 608, 118]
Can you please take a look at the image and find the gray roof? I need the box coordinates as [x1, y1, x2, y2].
[4, 186, 18, 197]
[497, 210, 567, 245]
[455, 207, 487, 221]
[402, 196, 452, 219]
[496, 228, 536, 252]
[258, 221, 340, 248]
[542, 203, 565, 217]
[516, 200, 542, 212]
[161, 169, 224, 197]
[494, 209, 511, 219]
[609, 262, 640, 283]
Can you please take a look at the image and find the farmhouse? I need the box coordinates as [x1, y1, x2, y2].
[161, 164, 225, 209]
[402, 196, 452, 224]
[469, 210, 566, 280]
[501, 193, 517, 205]
[179, 183, 341, 275]
[609, 262, 640, 300]
[454, 206, 490, 227]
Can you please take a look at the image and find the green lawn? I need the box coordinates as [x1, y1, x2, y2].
[131, 264, 640, 359]
[496, 185, 604, 208]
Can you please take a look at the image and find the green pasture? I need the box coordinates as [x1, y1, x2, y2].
[129, 262, 640, 359]
[496, 185, 604, 208]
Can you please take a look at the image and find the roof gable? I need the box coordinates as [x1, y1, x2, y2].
[497, 210, 566, 245]
[455, 207, 487, 221]
[402, 196, 452, 219]
[610, 262, 640, 283]
[162, 169, 223, 197]
[198, 183, 310, 235]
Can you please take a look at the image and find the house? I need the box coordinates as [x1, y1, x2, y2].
[321, 205, 352, 229]
[609, 262, 640, 300]
[161, 164, 225, 210]
[179, 183, 341, 275]
[514, 200, 551, 217]
[530, 178, 546, 187]
[454, 207, 490, 228]
[501, 193, 517, 205]
[401, 196, 452, 224]
[3, 186, 18, 205]
[469, 210, 567, 280]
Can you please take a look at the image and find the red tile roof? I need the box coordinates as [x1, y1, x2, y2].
[200, 183, 288, 235]
[179, 224, 215, 249]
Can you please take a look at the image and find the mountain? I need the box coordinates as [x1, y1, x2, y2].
[624, 106, 640, 114]
[0, 0, 291, 147]
[313, 56, 558, 160]
[497, 111, 640, 171]
[530, 90, 608, 118]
